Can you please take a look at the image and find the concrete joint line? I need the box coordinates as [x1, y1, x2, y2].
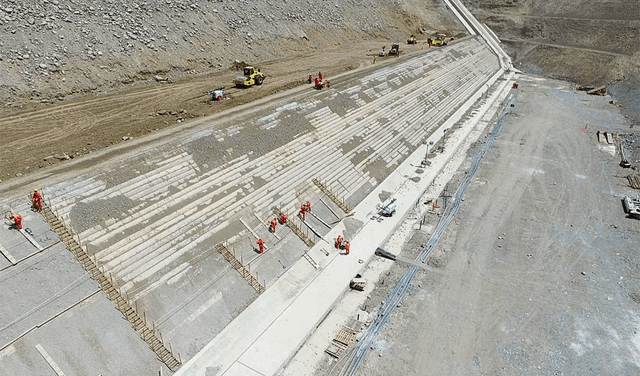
[0, 242, 17, 265]
[40, 201, 182, 371]
[35, 344, 66, 376]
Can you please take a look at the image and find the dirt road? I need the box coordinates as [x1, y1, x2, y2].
[347, 76, 640, 375]
[0, 39, 431, 186]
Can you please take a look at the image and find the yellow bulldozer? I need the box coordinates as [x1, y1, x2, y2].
[234, 66, 265, 87]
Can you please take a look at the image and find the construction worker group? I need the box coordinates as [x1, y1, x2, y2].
[6, 189, 42, 231]
[335, 234, 350, 255]
[268, 211, 289, 235]
[299, 201, 311, 220]
[310, 72, 330, 89]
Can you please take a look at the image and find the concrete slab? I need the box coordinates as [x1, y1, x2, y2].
[133, 247, 260, 360]
[175, 60, 514, 376]
[0, 294, 171, 376]
[0, 243, 98, 349]
[224, 361, 263, 376]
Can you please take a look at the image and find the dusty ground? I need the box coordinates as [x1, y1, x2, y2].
[0, 38, 446, 185]
[329, 75, 640, 375]
[467, 0, 640, 125]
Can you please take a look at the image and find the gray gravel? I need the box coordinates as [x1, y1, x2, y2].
[0, 0, 460, 108]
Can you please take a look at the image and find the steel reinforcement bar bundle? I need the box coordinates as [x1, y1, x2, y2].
[339, 100, 512, 376]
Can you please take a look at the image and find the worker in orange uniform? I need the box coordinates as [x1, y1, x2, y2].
[299, 205, 307, 220]
[335, 235, 343, 249]
[270, 218, 277, 233]
[344, 240, 350, 255]
[279, 212, 287, 225]
[305, 201, 311, 213]
[31, 189, 42, 211]
[256, 238, 265, 254]
[318, 72, 323, 80]
[8, 214, 23, 230]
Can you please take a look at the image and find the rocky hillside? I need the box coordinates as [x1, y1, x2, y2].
[466, 0, 640, 124]
[0, 0, 462, 108]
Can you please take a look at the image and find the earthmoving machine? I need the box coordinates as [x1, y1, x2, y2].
[234, 66, 265, 87]
[379, 46, 387, 57]
[432, 34, 448, 47]
[407, 35, 417, 44]
[389, 43, 401, 56]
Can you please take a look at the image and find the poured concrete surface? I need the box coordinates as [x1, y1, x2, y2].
[33, 36, 501, 361]
[0, 201, 170, 375]
[175, 51, 513, 376]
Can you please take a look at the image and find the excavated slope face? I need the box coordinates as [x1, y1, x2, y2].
[0, 0, 462, 107]
[466, 0, 640, 124]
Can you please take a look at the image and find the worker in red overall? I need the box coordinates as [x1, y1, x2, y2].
[31, 189, 42, 211]
[305, 201, 311, 213]
[256, 238, 265, 254]
[270, 218, 277, 233]
[318, 72, 323, 80]
[345, 240, 350, 255]
[279, 212, 287, 225]
[9, 214, 22, 229]
[314, 77, 319, 87]
[335, 235, 343, 249]
[299, 205, 307, 220]
[308, 74, 313, 83]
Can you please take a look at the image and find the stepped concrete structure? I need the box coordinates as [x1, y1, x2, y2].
[0, 1, 515, 372]
[39, 36, 500, 357]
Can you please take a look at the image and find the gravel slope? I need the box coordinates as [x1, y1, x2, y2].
[0, 0, 461, 109]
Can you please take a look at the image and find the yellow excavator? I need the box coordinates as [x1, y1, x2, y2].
[234, 66, 265, 87]
[407, 35, 417, 45]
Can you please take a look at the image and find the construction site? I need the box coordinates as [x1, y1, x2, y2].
[0, 0, 639, 375]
